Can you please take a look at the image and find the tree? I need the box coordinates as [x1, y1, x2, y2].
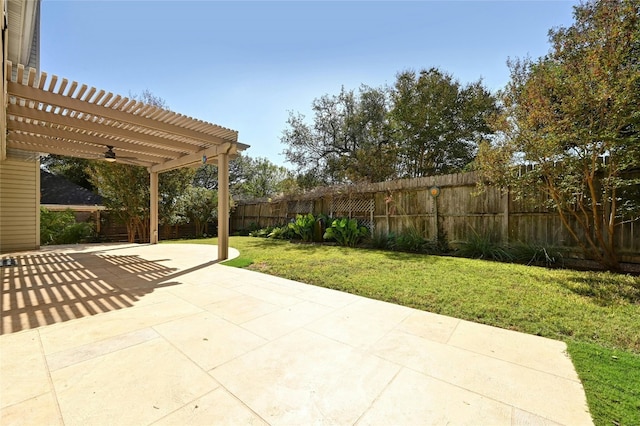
[87, 164, 196, 243]
[281, 85, 397, 186]
[88, 162, 150, 242]
[178, 186, 218, 237]
[389, 68, 498, 177]
[233, 156, 294, 199]
[476, 0, 640, 270]
[193, 155, 254, 191]
[158, 168, 196, 233]
[41, 156, 95, 191]
[193, 153, 296, 199]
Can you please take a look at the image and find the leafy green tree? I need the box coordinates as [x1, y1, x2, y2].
[88, 163, 196, 242]
[476, 0, 640, 270]
[88, 162, 150, 242]
[389, 68, 498, 177]
[41, 156, 95, 191]
[281, 85, 397, 185]
[234, 156, 294, 200]
[158, 168, 196, 233]
[193, 153, 296, 199]
[192, 155, 250, 191]
[178, 186, 218, 237]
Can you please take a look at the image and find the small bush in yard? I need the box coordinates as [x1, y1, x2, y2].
[323, 218, 369, 247]
[454, 231, 514, 262]
[249, 227, 274, 238]
[40, 207, 95, 245]
[389, 227, 432, 253]
[509, 242, 563, 267]
[268, 225, 295, 240]
[370, 230, 393, 249]
[288, 213, 317, 242]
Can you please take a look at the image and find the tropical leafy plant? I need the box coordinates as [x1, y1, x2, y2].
[268, 225, 295, 240]
[249, 226, 274, 238]
[323, 217, 369, 247]
[288, 213, 317, 242]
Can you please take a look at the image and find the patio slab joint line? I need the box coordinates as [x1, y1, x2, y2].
[38, 329, 65, 425]
[353, 366, 404, 426]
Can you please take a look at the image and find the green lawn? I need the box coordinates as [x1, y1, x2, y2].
[165, 236, 640, 425]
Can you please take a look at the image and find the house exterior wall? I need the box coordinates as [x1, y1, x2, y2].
[0, 0, 41, 253]
[2, 0, 8, 161]
[0, 149, 40, 253]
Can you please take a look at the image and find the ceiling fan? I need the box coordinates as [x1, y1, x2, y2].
[99, 145, 140, 165]
[104, 145, 117, 162]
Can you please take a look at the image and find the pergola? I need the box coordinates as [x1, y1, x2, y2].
[2, 61, 246, 260]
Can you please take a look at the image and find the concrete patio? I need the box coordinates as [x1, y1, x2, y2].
[1, 243, 593, 425]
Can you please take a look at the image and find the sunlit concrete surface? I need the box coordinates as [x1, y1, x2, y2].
[0, 243, 593, 425]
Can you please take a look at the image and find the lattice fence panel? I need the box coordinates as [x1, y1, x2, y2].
[287, 200, 314, 216]
[331, 197, 375, 231]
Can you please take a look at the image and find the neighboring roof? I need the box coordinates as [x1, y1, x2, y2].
[4, 63, 248, 172]
[40, 169, 103, 206]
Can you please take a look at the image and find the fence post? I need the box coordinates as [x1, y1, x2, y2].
[370, 199, 374, 233]
[429, 186, 440, 240]
[502, 187, 510, 244]
[385, 193, 390, 234]
[257, 203, 261, 228]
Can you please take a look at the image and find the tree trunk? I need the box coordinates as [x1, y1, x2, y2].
[126, 219, 136, 243]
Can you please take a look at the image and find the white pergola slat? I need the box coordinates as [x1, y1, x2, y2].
[3, 62, 247, 260]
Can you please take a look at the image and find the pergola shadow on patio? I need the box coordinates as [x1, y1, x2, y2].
[0, 243, 593, 425]
[1, 243, 222, 334]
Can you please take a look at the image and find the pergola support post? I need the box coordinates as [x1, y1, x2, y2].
[217, 152, 229, 261]
[150, 171, 159, 244]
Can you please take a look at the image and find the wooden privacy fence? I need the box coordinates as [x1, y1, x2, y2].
[231, 171, 640, 263]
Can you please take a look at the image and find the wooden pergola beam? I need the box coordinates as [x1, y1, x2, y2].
[8, 104, 198, 154]
[149, 142, 236, 173]
[8, 79, 232, 146]
[8, 123, 169, 163]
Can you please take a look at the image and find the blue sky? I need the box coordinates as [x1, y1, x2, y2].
[41, 1, 579, 167]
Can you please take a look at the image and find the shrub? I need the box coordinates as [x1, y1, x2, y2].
[509, 242, 564, 267]
[268, 225, 295, 240]
[249, 226, 274, 238]
[40, 208, 95, 245]
[288, 213, 317, 242]
[237, 222, 260, 236]
[57, 222, 95, 244]
[323, 218, 369, 247]
[389, 227, 431, 253]
[370, 230, 393, 249]
[454, 231, 514, 262]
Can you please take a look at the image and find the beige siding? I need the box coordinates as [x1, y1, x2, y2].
[0, 150, 40, 253]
